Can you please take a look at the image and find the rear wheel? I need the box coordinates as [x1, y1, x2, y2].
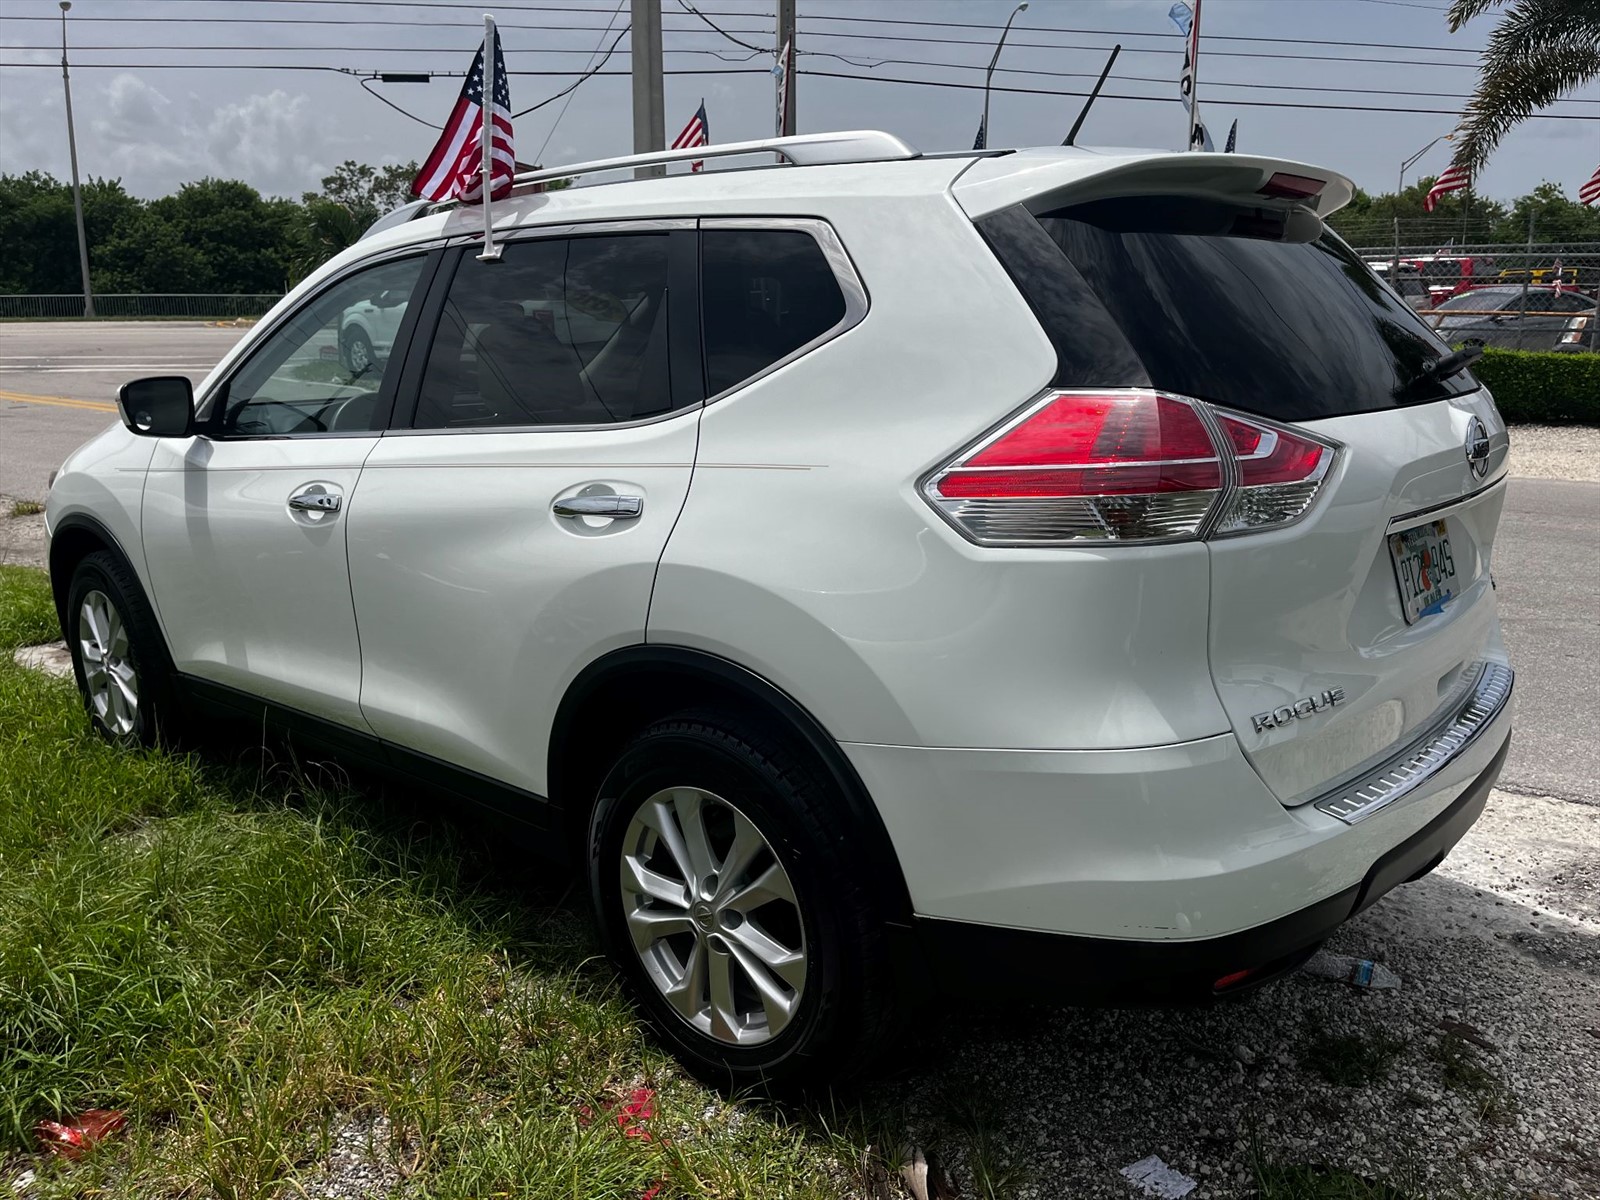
[588, 710, 895, 1089]
[66, 551, 180, 747]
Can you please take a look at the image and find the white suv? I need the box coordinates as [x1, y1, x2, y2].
[46, 132, 1515, 1087]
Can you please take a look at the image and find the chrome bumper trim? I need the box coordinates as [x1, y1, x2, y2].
[1314, 662, 1514, 825]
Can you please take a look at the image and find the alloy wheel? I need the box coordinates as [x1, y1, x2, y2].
[78, 589, 139, 737]
[619, 787, 807, 1046]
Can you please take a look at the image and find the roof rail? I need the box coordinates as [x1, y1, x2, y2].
[509, 129, 918, 190]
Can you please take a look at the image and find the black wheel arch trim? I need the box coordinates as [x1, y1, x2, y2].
[48, 512, 146, 639]
[550, 644, 916, 925]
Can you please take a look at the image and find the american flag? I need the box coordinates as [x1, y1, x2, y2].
[1581, 163, 1600, 206]
[412, 30, 514, 203]
[1424, 165, 1470, 213]
[673, 101, 709, 172]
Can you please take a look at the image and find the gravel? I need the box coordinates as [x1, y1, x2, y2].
[1505, 425, 1600, 483]
[887, 787, 1600, 1199]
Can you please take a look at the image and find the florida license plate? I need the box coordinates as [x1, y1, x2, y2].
[1388, 519, 1457, 624]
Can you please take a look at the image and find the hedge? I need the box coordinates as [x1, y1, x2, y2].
[1470, 347, 1600, 424]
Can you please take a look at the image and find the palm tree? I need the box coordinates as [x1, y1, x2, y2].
[1445, 0, 1600, 175]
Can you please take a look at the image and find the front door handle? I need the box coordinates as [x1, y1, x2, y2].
[288, 487, 342, 513]
[553, 495, 643, 519]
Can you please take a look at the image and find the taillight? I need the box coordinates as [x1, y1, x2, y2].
[1211, 410, 1336, 535]
[924, 390, 1225, 544]
[922, 390, 1337, 545]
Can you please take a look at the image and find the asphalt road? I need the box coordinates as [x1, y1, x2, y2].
[1, 321, 1596, 804]
[0, 321, 247, 499]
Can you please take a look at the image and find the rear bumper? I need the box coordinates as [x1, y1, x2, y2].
[914, 735, 1508, 1004]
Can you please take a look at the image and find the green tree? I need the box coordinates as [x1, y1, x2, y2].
[0, 173, 141, 294]
[1501, 180, 1600, 241]
[304, 160, 419, 230]
[1445, 0, 1600, 175]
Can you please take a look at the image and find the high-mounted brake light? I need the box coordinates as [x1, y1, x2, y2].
[1258, 172, 1325, 201]
[923, 391, 1338, 546]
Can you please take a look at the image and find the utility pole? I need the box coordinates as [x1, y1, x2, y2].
[775, 0, 796, 136]
[630, 0, 664, 178]
[59, 1, 94, 318]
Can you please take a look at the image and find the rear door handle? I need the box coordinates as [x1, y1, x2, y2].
[288, 487, 342, 513]
[553, 495, 643, 519]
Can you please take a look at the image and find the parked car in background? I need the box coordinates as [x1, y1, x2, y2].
[46, 132, 1515, 1087]
[1404, 254, 1490, 306]
[339, 286, 410, 375]
[1367, 260, 1433, 310]
[1430, 285, 1598, 351]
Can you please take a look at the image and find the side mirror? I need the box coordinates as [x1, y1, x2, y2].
[116, 376, 195, 438]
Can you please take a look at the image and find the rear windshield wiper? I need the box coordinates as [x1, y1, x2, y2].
[1396, 344, 1483, 398]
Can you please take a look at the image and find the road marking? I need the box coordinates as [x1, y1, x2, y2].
[0, 388, 117, 413]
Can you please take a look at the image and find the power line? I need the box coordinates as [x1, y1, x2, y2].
[15, 42, 1596, 105]
[531, 0, 627, 157]
[0, 11, 1500, 69]
[795, 69, 1597, 120]
[115, 0, 1473, 54]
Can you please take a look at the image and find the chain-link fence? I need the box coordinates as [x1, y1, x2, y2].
[1350, 242, 1600, 353]
[0, 294, 282, 320]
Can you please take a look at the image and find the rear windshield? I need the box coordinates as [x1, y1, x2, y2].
[980, 197, 1477, 421]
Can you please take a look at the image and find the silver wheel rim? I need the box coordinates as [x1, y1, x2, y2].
[348, 337, 371, 373]
[619, 787, 807, 1046]
[78, 589, 138, 737]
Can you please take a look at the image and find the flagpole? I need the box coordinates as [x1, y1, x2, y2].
[478, 12, 502, 262]
[1187, 0, 1203, 151]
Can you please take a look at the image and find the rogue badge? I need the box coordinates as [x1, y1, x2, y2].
[1252, 687, 1346, 734]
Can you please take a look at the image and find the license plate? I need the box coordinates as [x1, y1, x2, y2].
[1388, 519, 1458, 624]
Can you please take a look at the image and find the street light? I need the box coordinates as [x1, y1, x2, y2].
[1393, 133, 1450, 281]
[59, 1, 94, 318]
[981, 2, 1028, 150]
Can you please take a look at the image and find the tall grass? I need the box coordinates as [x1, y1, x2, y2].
[0, 565, 856, 1198]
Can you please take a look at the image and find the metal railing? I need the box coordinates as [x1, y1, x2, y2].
[0, 294, 283, 320]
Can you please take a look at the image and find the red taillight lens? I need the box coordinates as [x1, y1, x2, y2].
[924, 392, 1338, 546]
[1212, 410, 1335, 534]
[926, 391, 1225, 543]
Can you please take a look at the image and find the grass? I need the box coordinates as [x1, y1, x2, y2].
[0, 564, 868, 1198]
[6, 501, 43, 519]
[1298, 1026, 1409, 1088]
[1426, 1034, 1515, 1125]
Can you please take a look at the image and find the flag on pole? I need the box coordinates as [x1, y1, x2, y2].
[1581, 163, 1600, 206]
[1423, 165, 1470, 213]
[1224, 118, 1237, 154]
[673, 100, 709, 172]
[773, 38, 793, 137]
[973, 114, 987, 151]
[1552, 257, 1565, 297]
[412, 28, 514, 203]
[1169, 1, 1212, 152]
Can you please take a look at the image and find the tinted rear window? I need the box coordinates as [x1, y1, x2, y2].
[981, 197, 1476, 420]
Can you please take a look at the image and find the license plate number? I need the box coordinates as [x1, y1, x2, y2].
[1388, 519, 1457, 624]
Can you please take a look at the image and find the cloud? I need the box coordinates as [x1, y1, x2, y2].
[1, 71, 333, 198]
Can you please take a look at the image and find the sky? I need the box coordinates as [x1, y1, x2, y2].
[1, 0, 1597, 210]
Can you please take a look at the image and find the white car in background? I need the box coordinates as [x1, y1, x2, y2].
[339, 286, 410, 375]
[46, 131, 1514, 1087]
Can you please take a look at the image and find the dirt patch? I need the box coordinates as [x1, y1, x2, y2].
[0, 496, 47, 570]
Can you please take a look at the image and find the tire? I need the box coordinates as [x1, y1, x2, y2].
[342, 328, 375, 377]
[588, 709, 897, 1090]
[65, 550, 181, 748]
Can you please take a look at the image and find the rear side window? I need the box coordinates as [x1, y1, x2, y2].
[701, 228, 848, 396]
[980, 197, 1476, 421]
[413, 234, 674, 429]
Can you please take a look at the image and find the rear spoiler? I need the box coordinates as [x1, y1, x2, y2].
[953, 149, 1355, 221]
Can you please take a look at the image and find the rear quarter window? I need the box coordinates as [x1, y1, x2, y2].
[701, 228, 850, 396]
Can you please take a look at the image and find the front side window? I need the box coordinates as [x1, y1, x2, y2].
[217, 256, 424, 436]
[412, 234, 674, 429]
[701, 228, 849, 396]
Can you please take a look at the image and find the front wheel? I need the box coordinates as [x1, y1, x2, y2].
[588, 711, 897, 1089]
[66, 551, 180, 747]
